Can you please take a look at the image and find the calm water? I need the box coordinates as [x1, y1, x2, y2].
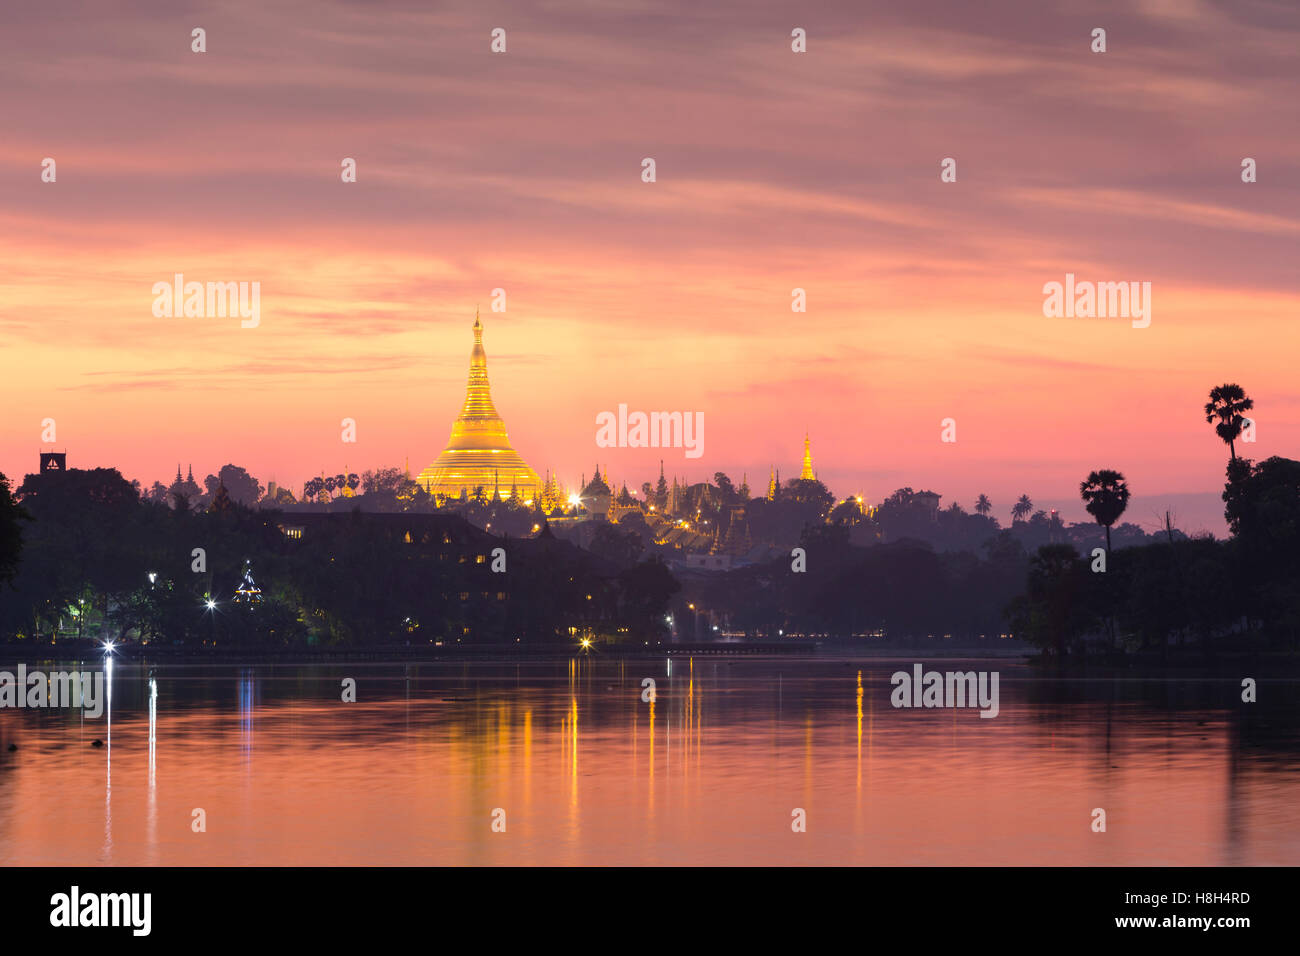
[1, 656, 1298, 866]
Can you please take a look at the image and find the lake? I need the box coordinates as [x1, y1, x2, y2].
[1, 655, 1297, 865]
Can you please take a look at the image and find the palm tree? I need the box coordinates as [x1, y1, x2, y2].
[1204, 384, 1253, 461]
[1012, 495, 1033, 523]
[1080, 469, 1131, 553]
[975, 494, 992, 517]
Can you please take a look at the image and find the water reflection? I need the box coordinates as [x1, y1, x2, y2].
[0, 658, 1296, 866]
[238, 669, 256, 766]
[148, 676, 157, 864]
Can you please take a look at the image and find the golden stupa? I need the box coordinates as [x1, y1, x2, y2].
[418, 312, 542, 503]
[800, 433, 816, 480]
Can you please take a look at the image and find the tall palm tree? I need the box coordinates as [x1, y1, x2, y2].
[975, 494, 992, 517]
[1012, 494, 1033, 523]
[1080, 469, 1131, 553]
[1204, 384, 1253, 461]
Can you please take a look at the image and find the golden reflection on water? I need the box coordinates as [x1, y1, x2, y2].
[856, 670, 863, 794]
[1, 659, 1298, 865]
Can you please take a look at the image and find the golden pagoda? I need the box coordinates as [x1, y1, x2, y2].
[417, 312, 542, 503]
[800, 433, 816, 480]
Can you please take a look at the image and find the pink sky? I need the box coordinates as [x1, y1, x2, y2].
[2, 0, 1297, 534]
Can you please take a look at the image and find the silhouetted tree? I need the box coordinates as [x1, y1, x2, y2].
[1080, 469, 1131, 554]
[713, 472, 736, 505]
[204, 464, 264, 506]
[975, 494, 992, 516]
[589, 523, 644, 567]
[1223, 455, 1300, 643]
[1006, 544, 1096, 658]
[0, 473, 28, 586]
[1205, 383, 1254, 462]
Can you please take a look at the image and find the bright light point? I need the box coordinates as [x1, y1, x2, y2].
[580, 638, 592, 649]
[567, 494, 581, 506]
[205, 599, 216, 610]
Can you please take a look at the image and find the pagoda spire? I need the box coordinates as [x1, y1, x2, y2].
[417, 311, 541, 501]
[800, 433, 816, 480]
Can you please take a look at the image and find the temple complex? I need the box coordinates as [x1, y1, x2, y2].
[417, 312, 542, 503]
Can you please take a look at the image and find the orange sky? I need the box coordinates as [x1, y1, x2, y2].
[1, 0, 1297, 534]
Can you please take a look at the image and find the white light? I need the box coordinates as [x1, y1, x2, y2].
[205, 599, 216, 610]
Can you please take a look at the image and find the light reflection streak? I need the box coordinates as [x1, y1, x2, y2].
[804, 712, 813, 804]
[856, 670, 863, 793]
[523, 708, 532, 814]
[686, 658, 694, 776]
[647, 698, 655, 816]
[102, 656, 113, 859]
[238, 669, 255, 767]
[570, 695, 578, 808]
[148, 677, 157, 862]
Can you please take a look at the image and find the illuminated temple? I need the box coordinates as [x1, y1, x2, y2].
[417, 312, 542, 503]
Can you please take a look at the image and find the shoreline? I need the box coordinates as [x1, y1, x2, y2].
[1, 641, 1295, 672]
